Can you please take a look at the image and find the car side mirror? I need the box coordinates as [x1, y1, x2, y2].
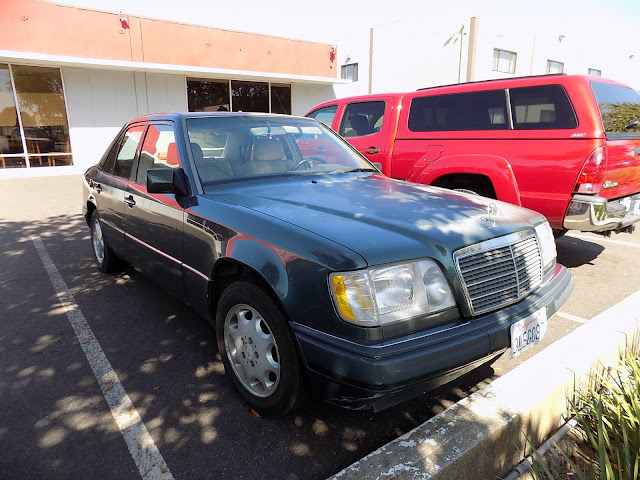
[147, 168, 189, 196]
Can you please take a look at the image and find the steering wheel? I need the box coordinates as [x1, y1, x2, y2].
[292, 156, 327, 171]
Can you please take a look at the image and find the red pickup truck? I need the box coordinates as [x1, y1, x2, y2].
[306, 74, 640, 236]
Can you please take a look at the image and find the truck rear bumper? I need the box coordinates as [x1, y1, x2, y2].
[563, 193, 640, 233]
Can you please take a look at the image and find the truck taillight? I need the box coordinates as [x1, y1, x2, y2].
[573, 146, 607, 194]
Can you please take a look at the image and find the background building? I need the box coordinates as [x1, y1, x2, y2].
[333, 13, 640, 98]
[0, 0, 344, 177]
[2, 0, 638, 178]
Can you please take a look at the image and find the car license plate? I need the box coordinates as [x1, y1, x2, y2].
[509, 308, 548, 359]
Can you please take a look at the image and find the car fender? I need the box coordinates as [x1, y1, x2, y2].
[215, 233, 296, 309]
[410, 154, 522, 206]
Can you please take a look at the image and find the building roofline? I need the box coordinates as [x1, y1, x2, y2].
[0, 49, 349, 85]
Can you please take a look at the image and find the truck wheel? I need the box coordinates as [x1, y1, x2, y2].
[454, 188, 482, 196]
[90, 210, 117, 273]
[216, 281, 304, 417]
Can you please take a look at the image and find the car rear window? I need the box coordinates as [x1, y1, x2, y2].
[509, 85, 577, 129]
[409, 90, 508, 131]
[590, 82, 640, 139]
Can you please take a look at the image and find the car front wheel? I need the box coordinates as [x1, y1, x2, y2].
[216, 281, 304, 417]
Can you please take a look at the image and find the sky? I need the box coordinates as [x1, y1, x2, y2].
[49, 0, 640, 46]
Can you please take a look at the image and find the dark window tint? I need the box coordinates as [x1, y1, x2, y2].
[339, 101, 386, 138]
[510, 85, 577, 129]
[187, 79, 230, 112]
[270, 84, 291, 115]
[408, 90, 508, 131]
[136, 124, 179, 184]
[307, 105, 338, 127]
[111, 125, 144, 178]
[231, 80, 269, 113]
[590, 82, 640, 134]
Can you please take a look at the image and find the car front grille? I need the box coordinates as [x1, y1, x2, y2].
[453, 231, 543, 315]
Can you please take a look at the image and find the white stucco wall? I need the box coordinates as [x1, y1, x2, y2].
[62, 68, 189, 173]
[291, 84, 335, 115]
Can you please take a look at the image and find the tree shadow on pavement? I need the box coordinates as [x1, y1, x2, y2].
[0, 213, 514, 480]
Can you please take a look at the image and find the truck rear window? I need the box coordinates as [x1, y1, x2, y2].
[590, 82, 640, 138]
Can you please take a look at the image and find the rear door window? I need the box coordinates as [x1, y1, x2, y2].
[107, 124, 144, 178]
[509, 85, 577, 129]
[338, 101, 386, 138]
[590, 82, 640, 139]
[408, 90, 508, 131]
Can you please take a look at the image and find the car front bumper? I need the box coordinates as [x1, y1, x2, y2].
[291, 263, 573, 411]
[563, 193, 640, 233]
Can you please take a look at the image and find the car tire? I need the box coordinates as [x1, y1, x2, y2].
[553, 229, 567, 239]
[90, 210, 117, 273]
[453, 188, 482, 196]
[216, 280, 304, 417]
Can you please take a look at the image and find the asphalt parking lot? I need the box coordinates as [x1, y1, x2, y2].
[1, 175, 639, 480]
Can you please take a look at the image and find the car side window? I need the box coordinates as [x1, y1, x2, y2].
[135, 124, 179, 185]
[307, 105, 338, 127]
[509, 85, 578, 129]
[408, 90, 508, 131]
[339, 101, 386, 138]
[111, 125, 145, 179]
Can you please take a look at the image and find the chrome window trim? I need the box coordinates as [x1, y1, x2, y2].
[124, 232, 210, 282]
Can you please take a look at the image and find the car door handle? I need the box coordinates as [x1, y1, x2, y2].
[364, 147, 380, 154]
[124, 195, 136, 208]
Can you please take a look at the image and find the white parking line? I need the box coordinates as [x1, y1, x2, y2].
[567, 232, 640, 248]
[554, 311, 589, 324]
[32, 237, 174, 480]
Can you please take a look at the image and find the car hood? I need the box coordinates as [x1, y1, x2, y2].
[205, 173, 543, 267]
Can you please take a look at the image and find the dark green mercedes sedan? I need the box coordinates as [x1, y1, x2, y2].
[82, 112, 573, 417]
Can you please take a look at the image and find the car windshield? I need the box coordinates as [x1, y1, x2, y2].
[185, 115, 374, 185]
[590, 82, 640, 137]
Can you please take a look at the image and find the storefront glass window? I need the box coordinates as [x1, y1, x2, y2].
[231, 80, 269, 113]
[0, 64, 26, 168]
[270, 84, 292, 115]
[0, 64, 72, 169]
[187, 79, 230, 112]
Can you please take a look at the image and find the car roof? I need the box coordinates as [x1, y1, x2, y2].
[127, 111, 311, 124]
[305, 75, 633, 111]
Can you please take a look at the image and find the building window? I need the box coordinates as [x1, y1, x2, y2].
[546, 60, 564, 74]
[0, 64, 72, 169]
[231, 80, 269, 113]
[187, 79, 230, 112]
[341, 63, 358, 81]
[492, 49, 517, 74]
[188, 79, 292, 115]
[588, 68, 602, 76]
[270, 84, 292, 115]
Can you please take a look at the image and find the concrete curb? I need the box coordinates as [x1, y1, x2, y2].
[330, 291, 640, 480]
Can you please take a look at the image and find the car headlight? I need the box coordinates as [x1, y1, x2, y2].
[534, 221, 556, 274]
[330, 259, 456, 327]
